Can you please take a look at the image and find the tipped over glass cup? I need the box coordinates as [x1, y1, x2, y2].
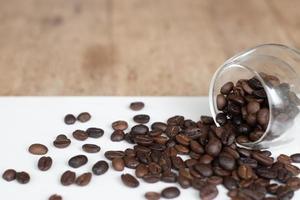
[209, 44, 300, 149]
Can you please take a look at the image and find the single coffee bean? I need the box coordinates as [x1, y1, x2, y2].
[92, 160, 109, 175]
[217, 94, 227, 110]
[53, 135, 71, 148]
[112, 120, 128, 131]
[175, 134, 191, 146]
[199, 184, 219, 200]
[257, 108, 269, 126]
[112, 158, 125, 171]
[151, 122, 167, 131]
[68, 155, 88, 168]
[242, 80, 254, 94]
[111, 130, 125, 141]
[161, 187, 180, 199]
[77, 112, 91, 122]
[201, 116, 214, 124]
[28, 143, 48, 155]
[82, 144, 101, 153]
[104, 150, 125, 160]
[86, 127, 104, 138]
[207, 176, 223, 185]
[145, 192, 160, 200]
[251, 151, 274, 166]
[133, 114, 150, 124]
[121, 173, 139, 188]
[16, 171, 30, 184]
[64, 114, 76, 125]
[49, 194, 62, 200]
[2, 169, 16, 181]
[161, 171, 177, 183]
[205, 137, 222, 157]
[61, 170, 76, 186]
[124, 156, 140, 169]
[135, 164, 149, 178]
[75, 172, 92, 186]
[38, 156, 52, 171]
[247, 101, 260, 114]
[216, 113, 227, 126]
[291, 153, 300, 163]
[130, 101, 145, 111]
[131, 124, 149, 134]
[277, 154, 292, 164]
[248, 131, 263, 142]
[248, 77, 263, 89]
[238, 165, 253, 180]
[287, 177, 300, 190]
[175, 144, 189, 154]
[218, 153, 236, 171]
[194, 163, 213, 177]
[221, 82, 234, 95]
[143, 174, 160, 183]
[223, 176, 238, 190]
[72, 130, 88, 141]
[253, 89, 267, 98]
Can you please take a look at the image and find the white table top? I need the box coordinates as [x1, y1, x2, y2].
[0, 97, 299, 200]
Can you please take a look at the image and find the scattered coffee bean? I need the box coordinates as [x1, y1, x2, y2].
[77, 112, 91, 122]
[16, 171, 30, 184]
[28, 143, 48, 155]
[86, 127, 104, 138]
[53, 135, 71, 148]
[112, 158, 125, 171]
[199, 184, 218, 200]
[82, 144, 101, 153]
[61, 170, 76, 186]
[75, 172, 92, 186]
[130, 101, 144, 111]
[2, 169, 16, 182]
[64, 114, 76, 125]
[145, 191, 160, 200]
[121, 173, 139, 188]
[161, 187, 180, 199]
[49, 194, 62, 200]
[220, 82, 234, 95]
[111, 130, 125, 141]
[68, 155, 88, 168]
[38, 156, 52, 171]
[112, 120, 128, 131]
[92, 160, 109, 175]
[72, 130, 88, 141]
[133, 114, 150, 124]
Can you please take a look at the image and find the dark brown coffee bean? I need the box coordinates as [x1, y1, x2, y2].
[16, 171, 30, 184]
[221, 82, 234, 95]
[291, 153, 300, 163]
[151, 122, 167, 131]
[77, 112, 91, 122]
[124, 156, 140, 169]
[287, 177, 300, 190]
[237, 124, 251, 134]
[135, 164, 148, 178]
[161, 187, 180, 199]
[238, 157, 258, 168]
[53, 134, 71, 148]
[2, 169, 16, 181]
[223, 176, 238, 190]
[38, 156, 52, 171]
[134, 135, 154, 146]
[111, 130, 125, 141]
[75, 172, 92, 186]
[277, 154, 292, 164]
[238, 165, 253, 180]
[68, 155, 88, 168]
[112, 158, 125, 171]
[125, 148, 136, 157]
[82, 144, 101, 153]
[28, 143, 48, 155]
[49, 194, 62, 200]
[105, 150, 125, 160]
[64, 114, 76, 125]
[277, 185, 294, 200]
[251, 151, 274, 166]
[178, 175, 191, 188]
[167, 115, 184, 126]
[247, 101, 260, 114]
[199, 154, 214, 164]
[175, 144, 189, 154]
[201, 116, 214, 124]
[175, 134, 191, 146]
[130, 101, 145, 111]
[267, 183, 280, 194]
[131, 124, 149, 134]
[86, 127, 104, 138]
[284, 163, 300, 176]
[121, 173, 139, 188]
[143, 174, 160, 183]
[199, 184, 218, 200]
[61, 170, 76, 186]
[249, 130, 263, 142]
[217, 94, 227, 110]
[218, 153, 236, 171]
[171, 156, 185, 169]
[248, 77, 263, 89]
[241, 80, 254, 94]
[205, 137, 222, 157]
[253, 89, 267, 98]
[257, 108, 269, 126]
[112, 120, 128, 131]
[145, 192, 160, 200]
[161, 171, 177, 183]
[72, 130, 88, 141]
[92, 160, 109, 175]
[133, 114, 150, 124]
[190, 140, 204, 154]
[207, 176, 223, 185]
[256, 167, 277, 179]
[228, 94, 245, 106]
[194, 163, 213, 177]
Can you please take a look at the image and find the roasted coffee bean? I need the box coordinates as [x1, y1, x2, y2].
[143, 174, 160, 183]
[249, 131, 263, 142]
[111, 130, 125, 141]
[53, 135, 71, 148]
[134, 135, 154, 146]
[257, 108, 269, 126]
[75, 172, 92, 186]
[247, 101, 260, 114]
[178, 175, 191, 188]
[277, 185, 294, 200]
[284, 163, 300, 176]
[61, 170, 76, 186]
[86, 127, 104, 138]
[105, 150, 125, 160]
[77, 112, 91, 122]
[175, 134, 191, 146]
[190, 140, 204, 154]
[217, 94, 227, 110]
[125, 148, 136, 157]
[121, 173, 139, 188]
[223, 176, 238, 190]
[291, 153, 300, 163]
[238, 165, 253, 180]
[287, 177, 300, 190]
[130, 101, 144, 111]
[221, 82, 234, 95]
[133, 114, 150, 124]
[148, 162, 161, 175]
[49, 194, 62, 200]
[251, 151, 274, 166]
[72, 130, 88, 141]
[205, 137, 222, 157]
[28, 143, 48, 155]
[171, 156, 185, 169]
[267, 183, 280, 194]
[194, 163, 213, 177]
[277, 154, 292, 164]
[92, 160, 109, 175]
[199, 184, 219, 200]
[201, 116, 214, 124]
[218, 153, 236, 171]
[238, 157, 258, 168]
[38, 156, 52, 171]
[16, 171, 30, 184]
[199, 154, 214, 164]
[135, 164, 149, 178]
[207, 176, 223, 185]
[237, 124, 251, 134]
[124, 156, 140, 169]
[2, 169, 16, 181]
[161, 187, 180, 199]
[131, 124, 149, 135]
[145, 192, 161, 200]
[68, 155, 88, 168]
[167, 115, 184, 126]
[112, 158, 125, 171]
[256, 167, 277, 179]
[175, 144, 189, 154]
[253, 89, 267, 98]
[161, 171, 177, 183]
[64, 114, 76, 125]
[82, 144, 101, 153]
[248, 77, 263, 89]
[112, 120, 128, 131]
[216, 113, 227, 125]
[151, 122, 167, 132]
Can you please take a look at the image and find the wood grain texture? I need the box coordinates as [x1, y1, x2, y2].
[0, 0, 298, 95]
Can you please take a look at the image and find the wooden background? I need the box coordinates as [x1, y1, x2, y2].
[0, 0, 299, 96]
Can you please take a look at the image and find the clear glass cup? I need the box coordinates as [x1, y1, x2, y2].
[209, 44, 300, 149]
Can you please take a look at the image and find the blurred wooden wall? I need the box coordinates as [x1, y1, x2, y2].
[0, 0, 298, 95]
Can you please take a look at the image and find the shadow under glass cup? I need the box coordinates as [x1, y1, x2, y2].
[209, 44, 300, 149]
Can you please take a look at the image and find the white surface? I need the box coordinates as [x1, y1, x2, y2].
[0, 97, 299, 200]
